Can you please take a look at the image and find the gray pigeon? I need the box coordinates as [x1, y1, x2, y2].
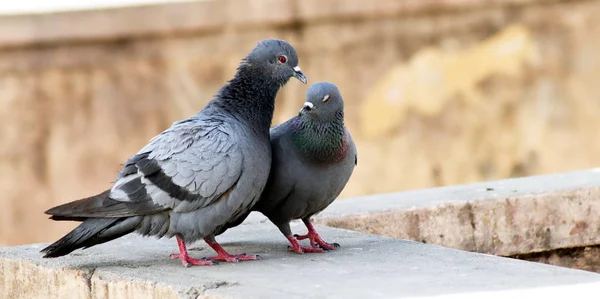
[223, 82, 356, 253]
[40, 39, 307, 267]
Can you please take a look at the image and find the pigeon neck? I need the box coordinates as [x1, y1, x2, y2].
[216, 65, 280, 134]
[291, 112, 348, 164]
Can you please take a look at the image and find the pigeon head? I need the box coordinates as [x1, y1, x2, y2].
[299, 82, 344, 121]
[244, 39, 307, 85]
[291, 82, 348, 164]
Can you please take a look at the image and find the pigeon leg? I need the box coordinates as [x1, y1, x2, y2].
[170, 235, 217, 267]
[277, 222, 326, 253]
[294, 219, 340, 250]
[204, 237, 261, 263]
[286, 235, 328, 254]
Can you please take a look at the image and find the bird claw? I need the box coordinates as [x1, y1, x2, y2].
[287, 245, 303, 254]
[293, 233, 339, 251]
[287, 244, 327, 254]
[207, 253, 261, 263]
[170, 253, 218, 267]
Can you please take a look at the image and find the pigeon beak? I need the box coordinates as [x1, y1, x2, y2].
[299, 102, 314, 115]
[292, 66, 307, 84]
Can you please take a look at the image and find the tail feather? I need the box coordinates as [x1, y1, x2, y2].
[41, 187, 165, 258]
[41, 217, 138, 258]
[45, 190, 133, 219]
[45, 189, 165, 219]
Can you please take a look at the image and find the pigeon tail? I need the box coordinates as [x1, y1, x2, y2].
[40, 217, 137, 258]
[45, 188, 164, 220]
[45, 190, 120, 220]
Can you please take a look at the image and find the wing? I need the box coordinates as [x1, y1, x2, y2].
[346, 128, 357, 166]
[122, 118, 243, 212]
[45, 116, 244, 220]
[109, 116, 244, 214]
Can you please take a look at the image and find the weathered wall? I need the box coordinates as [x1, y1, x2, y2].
[1, 0, 600, 245]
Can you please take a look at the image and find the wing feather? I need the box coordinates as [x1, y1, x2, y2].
[108, 116, 243, 215]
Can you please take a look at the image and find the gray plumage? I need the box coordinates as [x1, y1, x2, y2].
[222, 82, 357, 253]
[41, 39, 307, 266]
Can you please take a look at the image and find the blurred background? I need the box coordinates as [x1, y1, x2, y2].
[0, 0, 599, 246]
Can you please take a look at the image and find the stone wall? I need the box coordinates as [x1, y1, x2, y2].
[1, 0, 600, 245]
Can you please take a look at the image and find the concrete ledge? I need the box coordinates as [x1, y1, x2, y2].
[312, 169, 600, 257]
[2, 222, 600, 299]
[0, 0, 555, 48]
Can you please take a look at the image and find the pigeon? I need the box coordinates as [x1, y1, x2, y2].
[220, 82, 357, 253]
[40, 39, 307, 267]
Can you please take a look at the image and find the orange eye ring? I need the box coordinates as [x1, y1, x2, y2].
[278, 55, 287, 63]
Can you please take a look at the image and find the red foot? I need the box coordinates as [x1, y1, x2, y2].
[286, 235, 327, 254]
[207, 253, 261, 263]
[204, 237, 261, 263]
[295, 220, 340, 251]
[170, 253, 216, 267]
[171, 236, 217, 267]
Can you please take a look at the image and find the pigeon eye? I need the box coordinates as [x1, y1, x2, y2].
[278, 55, 288, 63]
[322, 95, 330, 103]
